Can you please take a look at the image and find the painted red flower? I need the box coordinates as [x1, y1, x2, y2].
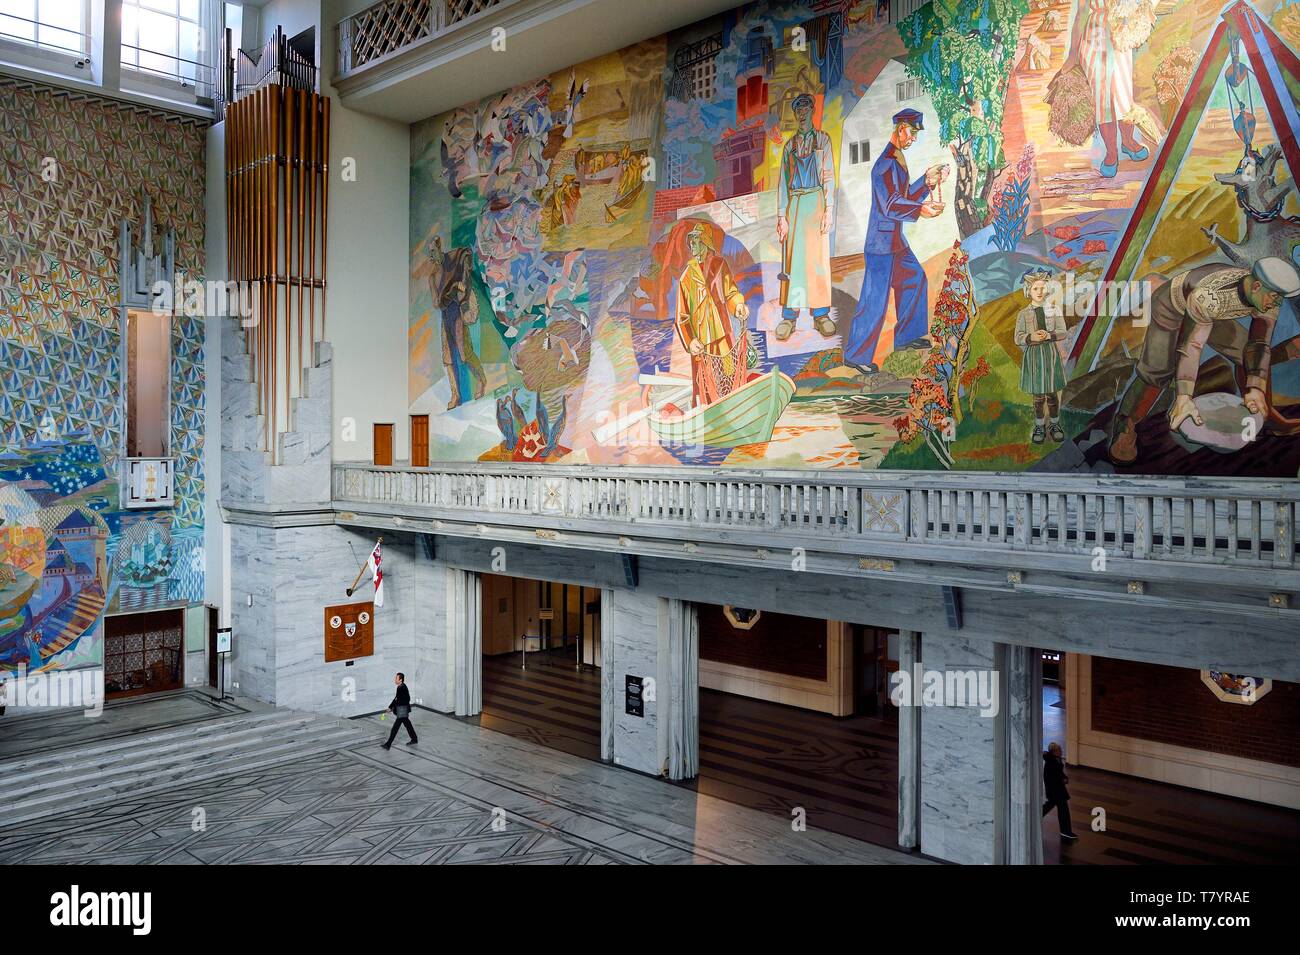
[512, 422, 545, 461]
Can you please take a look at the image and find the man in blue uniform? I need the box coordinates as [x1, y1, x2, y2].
[844, 108, 948, 374]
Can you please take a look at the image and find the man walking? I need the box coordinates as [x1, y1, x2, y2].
[381, 672, 418, 749]
[844, 108, 948, 374]
[1042, 741, 1077, 841]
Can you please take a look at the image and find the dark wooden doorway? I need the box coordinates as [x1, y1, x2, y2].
[104, 608, 184, 698]
[852, 625, 896, 717]
[207, 606, 219, 688]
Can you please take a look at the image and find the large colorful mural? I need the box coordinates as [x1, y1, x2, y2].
[410, 0, 1300, 476]
[0, 82, 207, 675]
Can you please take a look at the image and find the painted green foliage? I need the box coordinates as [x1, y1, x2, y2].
[899, 0, 1031, 236]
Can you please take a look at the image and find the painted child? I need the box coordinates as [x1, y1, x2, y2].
[1014, 269, 1068, 444]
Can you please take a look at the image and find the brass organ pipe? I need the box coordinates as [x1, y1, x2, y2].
[321, 93, 330, 342]
[307, 90, 318, 354]
[285, 86, 296, 404]
[224, 104, 232, 286]
[296, 86, 306, 398]
[271, 85, 281, 464]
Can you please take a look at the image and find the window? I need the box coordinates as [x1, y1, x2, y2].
[691, 58, 716, 100]
[122, 0, 205, 87]
[849, 140, 870, 165]
[0, 0, 89, 55]
[125, 309, 171, 460]
[895, 78, 918, 102]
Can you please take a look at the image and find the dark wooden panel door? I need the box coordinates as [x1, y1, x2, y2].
[373, 423, 394, 466]
[410, 414, 429, 468]
[208, 605, 219, 688]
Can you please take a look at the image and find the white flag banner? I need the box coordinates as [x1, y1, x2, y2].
[367, 540, 384, 608]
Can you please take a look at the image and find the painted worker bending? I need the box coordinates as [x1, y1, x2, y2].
[1109, 256, 1300, 464]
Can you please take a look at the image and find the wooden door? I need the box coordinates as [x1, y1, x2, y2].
[208, 606, 219, 687]
[373, 423, 394, 466]
[410, 414, 429, 468]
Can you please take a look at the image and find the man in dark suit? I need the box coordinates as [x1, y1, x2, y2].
[1042, 741, 1078, 840]
[381, 672, 418, 749]
[844, 108, 949, 373]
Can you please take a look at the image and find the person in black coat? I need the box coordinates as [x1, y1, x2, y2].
[1042, 741, 1077, 840]
[382, 672, 418, 749]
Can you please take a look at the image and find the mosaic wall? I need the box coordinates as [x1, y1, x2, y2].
[410, 0, 1300, 476]
[0, 82, 207, 674]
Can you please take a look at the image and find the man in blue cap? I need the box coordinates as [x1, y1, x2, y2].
[844, 107, 949, 374]
[1108, 255, 1300, 464]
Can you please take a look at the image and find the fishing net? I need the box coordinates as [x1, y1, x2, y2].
[701, 331, 750, 400]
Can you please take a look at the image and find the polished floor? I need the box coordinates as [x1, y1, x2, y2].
[481, 651, 899, 847]
[479, 648, 601, 760]
[481, 659, 1300, 864]
[1040, 682, 1300, 865]
[0, 689, 917, 865]
[687, 689, 898, 847]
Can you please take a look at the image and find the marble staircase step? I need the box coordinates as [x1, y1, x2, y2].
[0, 720, 367, 829]
[1, 717, 366, 831]
[0, 712, 318, 791]
[0, 710, 304, 776]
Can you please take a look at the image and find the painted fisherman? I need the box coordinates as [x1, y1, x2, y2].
[1109, 256, 1300, 464]
[844, 107, 949, 374]
[675, 222, 754, 406]
[775, 92, 836, 341]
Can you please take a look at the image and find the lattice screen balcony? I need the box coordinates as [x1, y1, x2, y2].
[338, 0, 507, 75]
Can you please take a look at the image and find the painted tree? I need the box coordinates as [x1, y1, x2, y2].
[892, 244, 989, 468]
[897, 0, 1030, 238]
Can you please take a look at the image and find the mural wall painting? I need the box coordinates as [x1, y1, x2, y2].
[411, 0, 1300, 477]
[0, 84, 207, 676]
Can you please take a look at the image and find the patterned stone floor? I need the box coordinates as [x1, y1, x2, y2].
[0, 692, 924, 865]
[2, 748, 624, 865]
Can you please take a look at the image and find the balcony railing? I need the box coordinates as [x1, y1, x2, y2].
[337, 0, 506, 76]
[332, 464, 1300, 581]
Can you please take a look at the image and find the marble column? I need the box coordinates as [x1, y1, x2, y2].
[663, 598, 699, 781]
[600, 589, 616, 762]
[918, 631, 998, 864]
[448, 568, 482, 717]
[601, 587, 662, 776]
[896, 629, 921, 850]
[412, 546, 452, 714]
[998, 643, 1044, 865]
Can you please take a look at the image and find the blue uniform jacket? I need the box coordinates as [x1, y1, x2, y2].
[864, 142, 931, 255]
